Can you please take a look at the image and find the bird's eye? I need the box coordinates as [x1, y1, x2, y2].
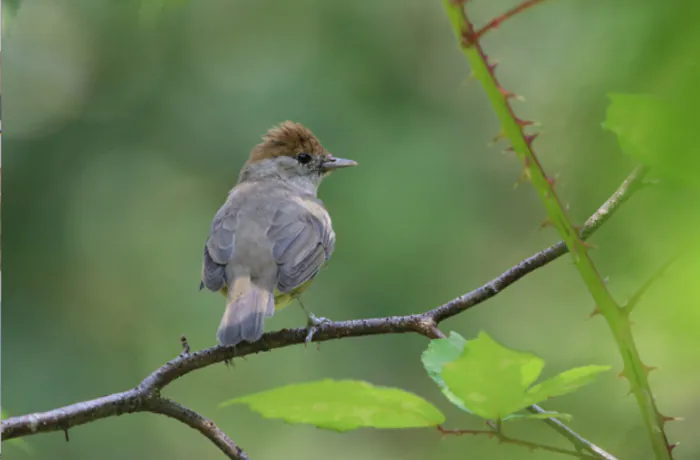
[296, 153, 312, 164]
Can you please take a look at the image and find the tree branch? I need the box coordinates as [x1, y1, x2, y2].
[147, 397, 251, 460]
[1, 166, 646, 459]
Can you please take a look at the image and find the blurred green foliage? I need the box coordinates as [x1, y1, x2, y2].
[3, 0, 700, 459]
[604, 94, 700, 188]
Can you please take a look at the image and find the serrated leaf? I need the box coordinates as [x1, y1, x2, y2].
[421, 331, 471, 413]
[441, 331, 610, 421]
[222, 379, 445, 432]
[603, 93, 700, 187]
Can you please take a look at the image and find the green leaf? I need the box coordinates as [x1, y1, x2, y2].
[222, 379, 445, 432]
[421, 331, 471, 413]
[603, 93, 700, 187]
[440, 331, 610, 421]
[526, 365, 612, 405]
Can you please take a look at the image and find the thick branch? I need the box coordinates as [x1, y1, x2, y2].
[1, 167, 646, 459]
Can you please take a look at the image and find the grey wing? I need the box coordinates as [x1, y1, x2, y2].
[268, 202, 335, 293]
[201, 206, 238, 292]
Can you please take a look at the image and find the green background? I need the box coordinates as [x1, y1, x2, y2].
[3, 1, 699, 459]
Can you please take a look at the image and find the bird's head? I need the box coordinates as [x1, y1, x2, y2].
[239, 121, 357, 192]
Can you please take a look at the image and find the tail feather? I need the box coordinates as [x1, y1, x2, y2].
[217, 276, 275, 346]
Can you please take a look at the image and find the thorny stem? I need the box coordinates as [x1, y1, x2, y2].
[440, 1, 673, 459]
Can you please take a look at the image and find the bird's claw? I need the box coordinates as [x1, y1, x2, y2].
[305, 313, 331, 348]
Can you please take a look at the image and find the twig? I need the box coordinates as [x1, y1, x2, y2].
[1, 167, 645, 458]
[527, 406, 618, 460]
[147, 397, 251, 460]
[438, 425, 599, 459]
[470, 0, 549, 42]
[180, 334, 191, 356]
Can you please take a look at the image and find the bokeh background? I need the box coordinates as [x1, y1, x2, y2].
[3, 0, 700, 459]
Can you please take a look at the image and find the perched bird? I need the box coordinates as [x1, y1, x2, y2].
[200, 121, 357, 346]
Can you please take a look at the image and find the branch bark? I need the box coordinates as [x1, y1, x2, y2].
[1, 166, 647, 459]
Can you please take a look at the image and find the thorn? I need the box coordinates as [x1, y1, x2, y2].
[460, 30, 477, 47]
[514, 167, 531, 188]
[514, 158, 532, 188]
[524, 133, 539, 147]
[668, 442, 679, 453]
[488, 129, 506, 147]
[660, 413, 684, 424]
[545, 175, 557, 187]
[485, 57, 500, 73]
[515, 118, 534, 128]
[498, 87, 514, 97]
[580, 239, 598, 250]
[539, 216, 554, 230]
[64, 428, 70, 442]
[617, 368, 626, 379]
[589, 306, 602, 318]
[495, 83, 524, 100]
[642, 363, 658, 376]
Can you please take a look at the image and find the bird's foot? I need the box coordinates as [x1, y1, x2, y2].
[305, 313, 331, 348]
[219, 343, 246, 368]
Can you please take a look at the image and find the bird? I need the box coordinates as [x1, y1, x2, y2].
[200, 121, 357, 346]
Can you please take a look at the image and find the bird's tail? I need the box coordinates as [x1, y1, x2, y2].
[217, 276, 275, 346]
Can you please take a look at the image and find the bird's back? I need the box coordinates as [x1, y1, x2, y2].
[202, 180, 335, 296]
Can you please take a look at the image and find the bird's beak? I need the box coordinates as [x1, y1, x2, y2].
[322, 156, 358, 171]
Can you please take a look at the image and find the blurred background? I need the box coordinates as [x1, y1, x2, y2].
[3, 0, 700, 459]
